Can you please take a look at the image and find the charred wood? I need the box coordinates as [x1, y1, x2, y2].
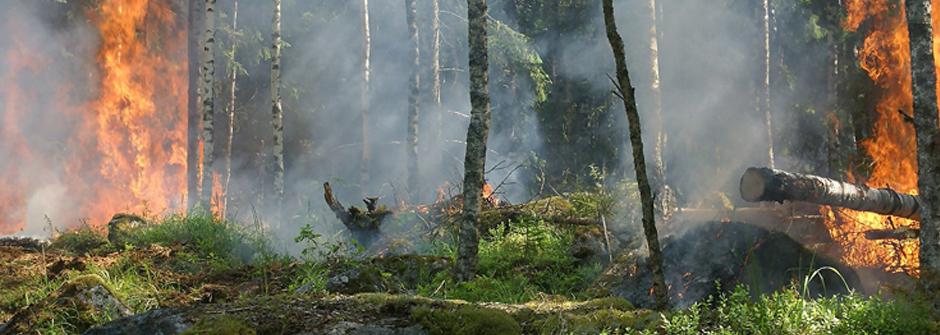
[323, 182, 391, 244]
[864, 228, 920, 241]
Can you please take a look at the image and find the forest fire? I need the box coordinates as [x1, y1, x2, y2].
[822, 0, 940, 276]
[0, 0, 187, 233]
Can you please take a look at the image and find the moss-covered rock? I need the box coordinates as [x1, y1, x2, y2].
[326, 264, 388, 295]
[411, 304, 521, 335]
[181, 316, 255, 335]
[107, 213, 148, 246]
[0, 274, 131, 335]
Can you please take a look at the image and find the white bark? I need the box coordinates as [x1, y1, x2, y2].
[199, 0, 217, 211]
[271, 0, 285, 203]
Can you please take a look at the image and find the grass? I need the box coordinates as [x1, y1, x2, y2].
[416, 215, 603, 303]
[660, 285, 938, 335]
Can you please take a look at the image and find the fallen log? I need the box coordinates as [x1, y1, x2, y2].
[740, 167, 921, 220]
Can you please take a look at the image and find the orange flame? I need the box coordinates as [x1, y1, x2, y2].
[0, 0, 187, 233]
[827, 0, 940, 276]
[88, 0, 188, 223]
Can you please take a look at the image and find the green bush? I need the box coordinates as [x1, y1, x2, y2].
[660, 285, 938, 335]
[49, 227, 108, 254]
[122, 214, 267, 270]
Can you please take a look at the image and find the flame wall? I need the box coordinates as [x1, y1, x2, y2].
[826, 0, 940, 275]
[0, 0, 187, 234]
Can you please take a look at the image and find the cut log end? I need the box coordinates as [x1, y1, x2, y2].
[740, 167, 771, 202]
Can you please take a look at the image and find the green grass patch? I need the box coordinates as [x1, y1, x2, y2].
[661, 285, 939, 335]
[122, 214, 268, 271]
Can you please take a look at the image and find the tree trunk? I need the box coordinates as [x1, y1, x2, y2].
[405, 0, 421, 200]
[199, 0, 217, 211]
[222, 0, 239, 219]
[456, 0, 492, 282]
[904, 0, 940, 296]
[432, 0, 443, 178]
[187, 0, 203, 210]
[271, 0, 285, 204]
[647, 0, 671, 217]
[360, 0, 372, 189]
[762, 0, 776, 168]
[602, 0, 668, 310]
[740, 167, 922, 220]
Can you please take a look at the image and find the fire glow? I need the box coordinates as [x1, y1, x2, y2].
[822, 0, 940, 276]
[0, 0, 187, 233]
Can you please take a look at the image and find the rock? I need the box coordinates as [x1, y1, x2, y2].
[593, 222, 861, 309]
[107, 213, 148, 246]
[326, 266, 388, 294]
[82, 308, 193, 335]
[1, 274, 133, 335]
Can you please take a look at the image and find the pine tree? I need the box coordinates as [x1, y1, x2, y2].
[905, 0, 940, 298]
[602, 0, 668, 309]
[456, 0, 492, 281]
[405, 0, 421, 199]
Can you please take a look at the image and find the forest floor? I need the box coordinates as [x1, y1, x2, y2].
[1, 192, 939, 334]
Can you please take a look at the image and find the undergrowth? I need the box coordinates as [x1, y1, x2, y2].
[3, 207, 939, 334]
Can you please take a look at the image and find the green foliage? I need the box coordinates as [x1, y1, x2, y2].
[49, 226, 108, 254]
[122, 214, 266, 270]
[660, 285, 939, 335]
[489, 19, 552, 105]
[421, 217, 602, 303]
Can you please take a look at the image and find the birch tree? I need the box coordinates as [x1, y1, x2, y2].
[456, 0, 492, 281]
[762, 0, 775, 168]
[271, 0, 285, 204]
[904, 0, 940, 297]
[602, 0, 667, 310]
[360, 0, 372, 188]
[222, 0, 239, 218]
[405, 0, 421, 199]
[647, 0, 671, 216]
[199, 0, 217, 211]
[187, 0, 203, 210]
[432, 0, 443, 169]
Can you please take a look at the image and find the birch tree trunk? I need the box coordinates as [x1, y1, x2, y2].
[271, 0, 285, 204]
[405, 0, 421, 200]
[647, 0, 671, 216]
[762, 0, 775, 169]
[360, 0, 372, 189]
[904, 0, 940, 296]
[432, 0, 443, 177]
[199, 0, 217, 211]
[222, 0, 239, 219]
[602, 0, 668, 310]
[187, 0, 203, 210]
[456, 0, 492, 281]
